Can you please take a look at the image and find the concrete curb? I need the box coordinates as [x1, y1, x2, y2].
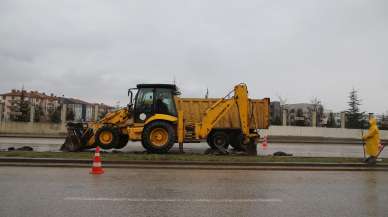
[0, 157, 387, 171]
[1, 134, 386, 145]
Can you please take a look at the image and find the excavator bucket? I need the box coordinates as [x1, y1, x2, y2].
[60, 122, 90, 152]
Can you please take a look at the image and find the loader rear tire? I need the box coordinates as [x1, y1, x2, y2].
[208, 131, 229, 150]
[229, 133, 245, 151]
[114, 134, 129, 149]
[95, 126, 120, 150]
[142, 121, 175, 154]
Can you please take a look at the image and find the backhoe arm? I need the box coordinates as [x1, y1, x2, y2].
[195, 84, 251, 140]
[234, 84, 250, 139]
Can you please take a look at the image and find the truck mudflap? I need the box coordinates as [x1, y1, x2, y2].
[60, 122, 93, 152]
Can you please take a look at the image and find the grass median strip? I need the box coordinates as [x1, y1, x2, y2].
[64, 197, 283, 203]
[0, 151, 386, 164]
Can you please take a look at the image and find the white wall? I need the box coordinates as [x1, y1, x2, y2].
[0, 121, 387, 140]
[261, 126, 388, 140]
[0, 121, 66, 135]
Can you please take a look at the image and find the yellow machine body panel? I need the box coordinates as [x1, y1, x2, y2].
[175, 98, 270, 131]
[128, 126, 144, 141]
[175, 84, 269, 144]
[144, 114, 178, 125]
[194, 99, 236, 138]
[84, 108, 130, 146]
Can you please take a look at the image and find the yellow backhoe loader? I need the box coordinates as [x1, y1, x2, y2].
[61, 83, 270, 155]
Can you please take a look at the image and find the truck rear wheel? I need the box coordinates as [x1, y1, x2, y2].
[208, 131, 229, 150]
[142, 121, 175, 154]
[229, 133, 245, 151]
[95, 126, 119, 150]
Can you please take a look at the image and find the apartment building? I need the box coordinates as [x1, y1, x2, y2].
[0, 89, 60, 121]
[0, 89, 114, 122]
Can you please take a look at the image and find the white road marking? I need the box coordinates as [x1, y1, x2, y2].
[64, 197, 282, 203]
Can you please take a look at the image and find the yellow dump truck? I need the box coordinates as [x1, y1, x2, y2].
[61, 83, 270, 155]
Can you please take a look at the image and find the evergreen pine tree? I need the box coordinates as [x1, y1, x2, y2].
[66, 108, 75, 121]
[346, 89, 365, 129]
[34, 105, 44, 122]
[326, 112, 337, 128]
[15, 90, 30, 122]
[50, 106, 61, 123]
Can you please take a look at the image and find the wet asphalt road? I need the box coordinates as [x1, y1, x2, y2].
[0, 167, 387, 217]
[0, 137, 387, 158]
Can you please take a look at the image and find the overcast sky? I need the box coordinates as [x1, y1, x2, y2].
[0, 0, 387, 113]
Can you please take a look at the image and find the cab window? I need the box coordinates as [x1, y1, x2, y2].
[135, 88, 153, 122]
[155, 88, 177, 116]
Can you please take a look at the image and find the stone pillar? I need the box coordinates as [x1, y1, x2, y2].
[312, 111, 317, 127]
[341, 112, 346, 128]
[94, 104, 99, 121]
[282, 109, 288, 126]
[61, 105, 67, 123]
[30, 105, 35, 123]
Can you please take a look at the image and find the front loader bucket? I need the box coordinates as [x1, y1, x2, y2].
[60, 122, 88, 152]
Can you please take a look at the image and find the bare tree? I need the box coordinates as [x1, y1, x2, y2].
[310, 97, 322, 111]
[277, 94, 287, 106]
[309, 97, 324, 127]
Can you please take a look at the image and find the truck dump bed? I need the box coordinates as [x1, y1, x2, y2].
[176, 98, 270, 130]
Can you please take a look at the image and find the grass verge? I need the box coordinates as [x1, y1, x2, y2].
[0, 151, 386, 164]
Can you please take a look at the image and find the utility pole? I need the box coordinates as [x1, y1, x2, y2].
[340, 112, 346, 128]
[312, 111, 317, 127]
[282, 109, 288, 126]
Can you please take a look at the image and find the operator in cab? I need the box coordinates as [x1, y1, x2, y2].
[155, 93, 169, 115]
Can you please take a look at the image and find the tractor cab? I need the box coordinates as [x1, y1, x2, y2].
[129, 84, 180, 123]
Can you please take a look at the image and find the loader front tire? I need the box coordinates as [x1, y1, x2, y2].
[142, 121, 175, 154]
[95, 126, 120, 150]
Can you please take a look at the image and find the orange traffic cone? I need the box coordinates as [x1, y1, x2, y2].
[90, 146, 104, 175]
[261, 136, 268, 150]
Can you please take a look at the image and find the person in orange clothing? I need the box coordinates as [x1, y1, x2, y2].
[362, 117, 380, 165]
